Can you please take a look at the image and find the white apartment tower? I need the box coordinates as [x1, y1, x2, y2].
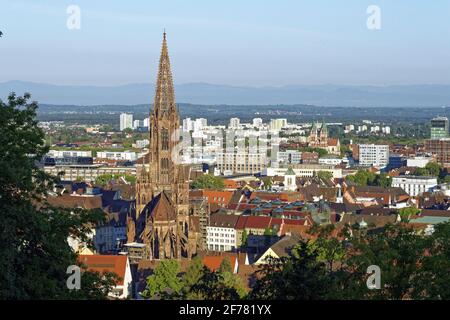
[358, 144, 389, 168]
[120, 113, 133, 131]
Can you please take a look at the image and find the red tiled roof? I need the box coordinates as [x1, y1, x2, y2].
[203, 256, 237, 273]
[78, 255, 127, 285]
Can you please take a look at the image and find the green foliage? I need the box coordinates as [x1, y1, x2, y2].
[190, 174, 225, 190]
[189, 267, 242, 300]
[264, 228, 277, 236]
[398, 207, 420, 222]
[340, 145, 352, 157]
[374, 173, 392, 188]
[298, 146, 328, 157]
[250, 223, 450, 300]
[141, 260, 183, 299]
[241, 229, 249, 247]
[250, 242, 337, 299]
[415, 162, 450, 183]
[346, 170, 391, 187]
[143, 258, 247, 300]
[0, 93, 114, 299]
[317, 171, 333, 181]
[181, 256, 203, 295]
[219, 258, 233, 274]
[261, 176, 273, 190]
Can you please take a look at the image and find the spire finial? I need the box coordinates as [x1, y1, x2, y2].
[163, 29, 166, 40]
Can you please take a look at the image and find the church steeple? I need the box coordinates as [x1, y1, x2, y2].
[153, 31, 176, 117]
[132, 33, 192, 260]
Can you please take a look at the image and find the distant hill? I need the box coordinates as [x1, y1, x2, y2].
[1, 80, 450, 107]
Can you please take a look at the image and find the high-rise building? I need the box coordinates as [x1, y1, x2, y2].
[358, 144, 389, 168]
[194, 118, 207, 131]
[229, 118, 240, 129]
[130, 33, 194, 260]
[133, 119, 141, 129]
[270, 118, 287, 131]
[425, 138, 450, 167]
[430, 117, 449, 139]
[120, 113, 133, 131]
[253, 118, 263, 127]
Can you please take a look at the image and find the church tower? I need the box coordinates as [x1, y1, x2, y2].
[132, 32, 191, 260]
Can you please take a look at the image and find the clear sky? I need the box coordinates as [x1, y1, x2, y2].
[1, 0, 450, 86]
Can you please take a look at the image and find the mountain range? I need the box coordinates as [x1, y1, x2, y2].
[1, 80, 450, 107]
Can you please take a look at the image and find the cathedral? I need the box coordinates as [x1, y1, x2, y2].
[127, 32, 195, 260]
[308, 121, 341, 155]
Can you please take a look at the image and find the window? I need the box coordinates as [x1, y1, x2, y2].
[161, 128, 169, 150]
[161, 158, 169, 174]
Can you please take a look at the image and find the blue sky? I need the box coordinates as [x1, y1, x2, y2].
[1, 0, 449, 86]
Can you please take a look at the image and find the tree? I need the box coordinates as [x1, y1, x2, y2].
[398, 207, 420, 222]
[0, 93, 114, 299]
[249, 222, 450, 300]
[219, 257, 233, 274]
[317, 171, 333, 181]
[346, 170, 391, 187]
[182, 256, 204, 297]
[190, 174, 225, 190]
[250, 242, 338, 300]
[425, 162, 441, 177]
[189, 267, 241, 300]
[374, 173, 392, 188]
[298, 146, 328, 157]
[345, 224, 428, 300]
[142, 260, 183, 299]
[264, 227, 276, 236]
[241, 229, 249, 247]
[261, 176, 273, 190]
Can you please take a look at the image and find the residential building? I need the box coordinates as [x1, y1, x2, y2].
[253, 118, 263, 127]
[392, 176, 438, 196]
[277, 150, 302, 164]
[78, 255, 133, 299]
[270, 118, 287, 131]
[358, 144, 389, 168]
[406, 156, 431, 168]
[97, 151, 137, 161]
[120, 113, 133, 131]
[254, 235, 300, 265]
[44, 163, 135, 181]
[318, 155, 342, 165]
[207, 213, 240, 251]
[229, 118, 240, 129]
[264, 164, 343, 179]
[216, 149, 267, 174]
[132, 139, 149, 149]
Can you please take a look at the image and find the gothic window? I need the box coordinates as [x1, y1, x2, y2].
[161, 128, 169, 150]
[161, 158, 169, 174]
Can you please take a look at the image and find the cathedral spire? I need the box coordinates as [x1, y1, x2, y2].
[153, 31, 176, 116]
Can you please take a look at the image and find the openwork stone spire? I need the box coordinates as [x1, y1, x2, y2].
[153, 31, 176, 116]
[132, 32, 192, 260]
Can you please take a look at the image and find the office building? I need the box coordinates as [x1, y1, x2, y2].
[430, 117, 449, 139]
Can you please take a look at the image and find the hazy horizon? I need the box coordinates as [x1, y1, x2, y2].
[1, 0, 450, 87]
